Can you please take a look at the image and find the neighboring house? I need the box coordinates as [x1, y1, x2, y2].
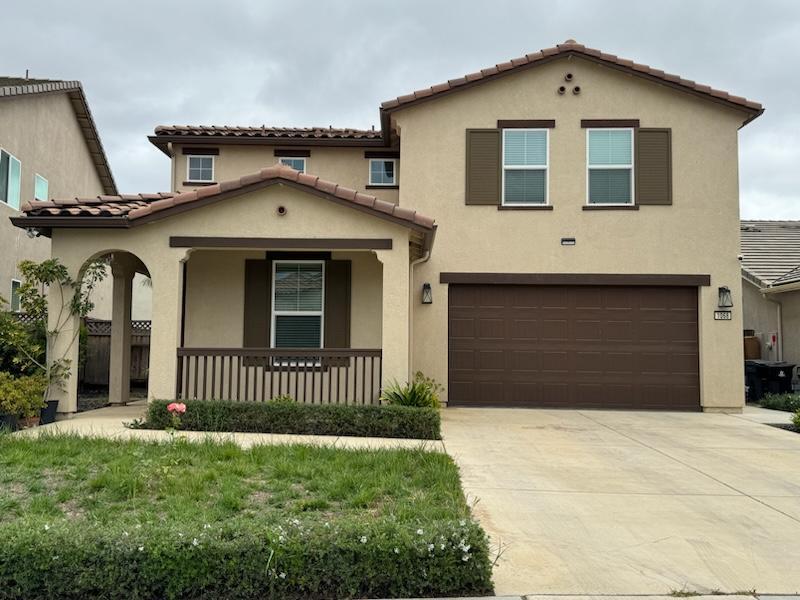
[11, 40, 763, 414]
[741, 221, 800, 370]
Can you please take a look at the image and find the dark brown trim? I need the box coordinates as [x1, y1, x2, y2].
[582, 204, 640, 211]
[170, 237, 392, 250]
[497, 205, 553, 211]
[182, 180, 216, 187]
[581, 119, 640, 128]
[181, 147, 219, 156]
[439, 273, 711, 287]
[497, 119, 555, 129]
[365, 185, 399, 190]
[273, 149, 310, 157]
[151, 135, 387, 155]
[266, 251, 332, 261]
[10, 216, 130, 229]
[364, 150, 400, 159]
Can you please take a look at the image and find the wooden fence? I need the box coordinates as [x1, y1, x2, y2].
[80, 318, 151, 386]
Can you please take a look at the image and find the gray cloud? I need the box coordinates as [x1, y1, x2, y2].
[2, 0, 797, 217]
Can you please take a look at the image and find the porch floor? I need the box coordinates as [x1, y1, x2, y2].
[16, 401, 444, 451]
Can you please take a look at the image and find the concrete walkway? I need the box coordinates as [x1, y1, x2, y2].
[18, 401, 445, 452]
[441, 406, 800, 596]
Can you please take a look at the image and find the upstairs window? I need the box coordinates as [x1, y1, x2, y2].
[587, 129, 634, 205]
[502, 129, 548, 205]
[0, 149, 21, 209]
[10, 279, 21, 312]
[34, 174, 48, 201]
[271, 261, 324, 349]
[369, 159, 396, 186]
[278, 157, 306, 173]
[186, 155, 214, 182]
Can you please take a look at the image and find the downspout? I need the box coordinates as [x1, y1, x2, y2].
[408, 250, 432, 380]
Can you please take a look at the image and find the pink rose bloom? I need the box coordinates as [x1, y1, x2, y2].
[167, 402, 187, 414]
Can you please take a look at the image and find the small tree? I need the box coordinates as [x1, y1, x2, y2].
[12, 258, 107, 401]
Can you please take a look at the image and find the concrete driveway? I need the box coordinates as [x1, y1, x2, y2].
[442, 407, 800, 596]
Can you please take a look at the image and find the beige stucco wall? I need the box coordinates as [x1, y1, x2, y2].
[89, 270, 152, 320]
[0, 92, 106, 308]
[780, 290, 800, 370]
[48, 183, 409, 411]
[742, 278, 780, 361]
[394, 56, 750, 410]
[172, 145, 399, 205]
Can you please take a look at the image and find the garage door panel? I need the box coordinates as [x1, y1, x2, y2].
[448, 284, 700, 410]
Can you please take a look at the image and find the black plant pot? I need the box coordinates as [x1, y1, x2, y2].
[40, 400, 59, 425]
[0, 413, 18, 432]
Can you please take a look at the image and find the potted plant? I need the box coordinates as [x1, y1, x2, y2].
[0, 372, 20, 431]
[0, 372, 47, 429]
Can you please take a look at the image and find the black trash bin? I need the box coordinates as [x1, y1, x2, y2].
[745, 360, 795, 402]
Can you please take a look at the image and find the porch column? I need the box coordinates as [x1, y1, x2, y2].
[48, 280, 80, 415]
[108, 257, 134, 405]
[147, 251, 186, 400]
[376, 243, 410, 389]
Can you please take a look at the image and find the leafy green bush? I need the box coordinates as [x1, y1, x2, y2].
[380, 371, 443, 409]
[759, 392, 800, 413]
[0, 371, 47, 417]
[143, 400, 441, 440]
[793, 409, 800, 430]
[0, 516, 492, 600]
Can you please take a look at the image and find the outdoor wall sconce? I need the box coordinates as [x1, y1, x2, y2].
[718, 286, 733, 308]
[422, 283, 433, 304]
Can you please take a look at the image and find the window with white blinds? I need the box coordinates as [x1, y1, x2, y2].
[271, 261, 324, 348]
[502, 129, 548, 205]
[587, 129, 634, 204]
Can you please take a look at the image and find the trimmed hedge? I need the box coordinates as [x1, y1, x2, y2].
[144, 400, 441, 440]
[759, 392, 800, 413]
[0, 517, 493, 599]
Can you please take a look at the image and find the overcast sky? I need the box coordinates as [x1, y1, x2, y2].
[2, 0, 797, 218]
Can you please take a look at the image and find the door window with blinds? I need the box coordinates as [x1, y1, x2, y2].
[587, 129, 634, 205]
[271, 261, 325, 349]
[502, 129, 548, 205]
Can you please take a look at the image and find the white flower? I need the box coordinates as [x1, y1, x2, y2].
[416, 528, 424, 535]
[203, 523, 211, 530]
[192, 538, 199, 547]
[427, 543, 434, 552]
[43, 524, 50, 531]
[393, 547, 400, 554]
[279, 535, 285, 543]
[462, 554, 471, 562]
[138, 546, 144, 552]
[279, 572, 286, 579]
[324, 522, 330, 528]
[123, 531, 129, 537]
[440, 543, 446, 550]
[459, 519, 466, 527]
[360, 536, 368, 544]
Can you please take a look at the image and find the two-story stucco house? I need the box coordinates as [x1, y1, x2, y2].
[11, 40, 763, 415]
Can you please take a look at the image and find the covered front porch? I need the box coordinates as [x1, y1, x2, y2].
[12, 165, 436, 414]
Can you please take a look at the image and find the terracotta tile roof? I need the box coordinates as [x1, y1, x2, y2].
[741, 221, 800, 287]
[0, 77, 117, 194]
[17, 164, 435, 232]
[381, 39, 763, 122]
[153, 125, 382, 141]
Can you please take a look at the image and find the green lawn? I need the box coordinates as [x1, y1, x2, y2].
[0, 433, 493, 599]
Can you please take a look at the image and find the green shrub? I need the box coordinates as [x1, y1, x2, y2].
[793, 409, 800, 430]
[143, 400, 441, 440]
[759, 392, 800, 413]
[380, 371, 443, 409]
[0, 516, 493, 599]
[0, 371, 47, 417]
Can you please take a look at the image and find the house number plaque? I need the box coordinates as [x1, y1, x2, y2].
[714, 310, 732, 321]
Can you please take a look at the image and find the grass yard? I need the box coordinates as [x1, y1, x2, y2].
[0, 433, 493, 599]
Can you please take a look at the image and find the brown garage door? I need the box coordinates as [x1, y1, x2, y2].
[448, 284, 700, 410]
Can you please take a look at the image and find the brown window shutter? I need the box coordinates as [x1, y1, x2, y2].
[243, 259, 270, 347]
[636, 128, 672, 205]
[324, 260, 351, 366]
[465, 129, 501, 205]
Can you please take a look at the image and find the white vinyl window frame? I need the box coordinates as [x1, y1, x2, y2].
[0, 148, 22, 210]
[278, 157, 307, 173]
[10, 279, 21, 312]
[585, 128, 635, 206]
[269, 259, 326, 353]
[501, 128, 550, 206]
[185, 154, 215, 183]
[34, 173, 48, 201]
[368, 158, 397, 186]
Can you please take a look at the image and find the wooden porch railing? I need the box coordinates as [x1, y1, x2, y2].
[175, 348, 382, 404]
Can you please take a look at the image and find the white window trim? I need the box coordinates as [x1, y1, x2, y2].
[501, 128, 550, 206]
[269, 260, 326, 352]
[368, 158, 397, 186]
[585, 128, 635, 206]
[278, 157, 307, 173]
[34, 173, 48, 201]
[185, 155, 215, 183]
[10, 279, 21, 313]
[0, 147, 22, 210]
